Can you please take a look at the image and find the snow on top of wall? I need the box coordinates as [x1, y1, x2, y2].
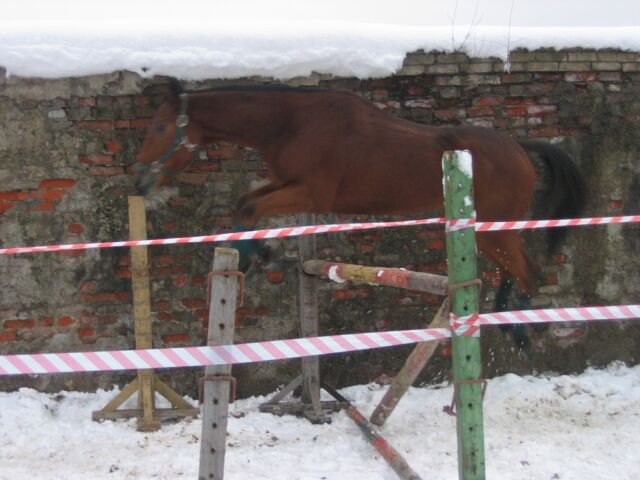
[1, 0, 639, 80]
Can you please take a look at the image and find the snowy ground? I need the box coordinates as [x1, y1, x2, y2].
[1, 363, 639, 480]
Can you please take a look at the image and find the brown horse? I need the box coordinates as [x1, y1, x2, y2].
[134, 82, 585, 348]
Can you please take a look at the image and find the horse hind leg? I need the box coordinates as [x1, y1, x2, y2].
[478, 231, 539, 352]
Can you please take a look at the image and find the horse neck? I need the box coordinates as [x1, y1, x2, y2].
[189, 91, 292, 150]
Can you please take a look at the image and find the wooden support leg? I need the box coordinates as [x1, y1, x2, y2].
[369, 299, 449, 426]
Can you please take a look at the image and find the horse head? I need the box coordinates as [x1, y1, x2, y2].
[134, 81, 201, 194]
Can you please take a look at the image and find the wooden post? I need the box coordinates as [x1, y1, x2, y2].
[128, 196, 161, 432]
[199, 248, 239, 480]
[443, 151, 486, 479]
[93, 196, 198, 427]
[297, 213, 329, 423]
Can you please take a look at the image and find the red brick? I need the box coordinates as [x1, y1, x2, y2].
[88, 166, 126, 176]
[552, 254, 567, 265]
[266, 271, 285, 284]
[610, 199, 624, 209]
[79, 154, 114, 165]
[528, 127, 560, 138]
[505, 97, 537, 106]
[434, 109, 465, 121]
[0, 191, 29, 201]
[114, 120, 130, 129]
[39, 178, 76, 189]
[4, 319, 36, 329]
[55, 250, 85, 258]
[135, 96, 150, 106]
[467, 106, 495, 117]
[359, 244, 375, 254]
[39, 316, 55, 327]
[473, 96, 504, 106]
[157, 312, 175, 321]
[27, 202, 56, 212]
[115, 269, 132, 279]
[172, 274, 189, 287]
[78, 327, 95, 338]
[76, 120, 113, 129]
[68, 223, 86, 234]
[0, 203, 14, 214]
[80, 281, 97, 292]
[504, 106, 527, 117]
[181, 298, 207, 310]
[154, 300, 172, 311]
[130, 119, 152, 129]
[57, 316, 76, 327]
[546, 273, 558, 285]
[81, 292, 129, 303]
[154, 254, 174, 266]
[0, 331, 17, 342]
[77, 97, 97, 107]
[429, 239, 446, 250]
[162, 334, 191, 345]
[105, 142, 123, 153]
[186, 161, 221, 173]
[526, 105, 558, 116]
[31, 189, 66, 201]
[334, 290, 355, 300]
[152, 266, 188, 277]
[564, 72, 597, 82]
[191, 275, 207, 285]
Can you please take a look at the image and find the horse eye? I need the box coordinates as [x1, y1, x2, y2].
[154, 124, 167, 134]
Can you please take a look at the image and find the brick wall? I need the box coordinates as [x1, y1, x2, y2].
[1, 49, 639, 397]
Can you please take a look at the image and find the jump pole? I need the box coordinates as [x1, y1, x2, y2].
[443, 151, 485, 479]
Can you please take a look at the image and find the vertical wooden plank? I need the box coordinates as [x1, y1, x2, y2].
[443, 151, 485, 480]
[199, 248, 239, 480]
[128, 196, 160, 432]
[297, 213, 325, 422]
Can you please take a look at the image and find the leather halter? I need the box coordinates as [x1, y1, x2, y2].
[134, 93, 198, 179]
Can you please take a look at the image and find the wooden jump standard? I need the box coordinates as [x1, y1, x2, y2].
[93, 196, 198, 431]
[269, 152, 485, 479]
[301, 259, 450, 427]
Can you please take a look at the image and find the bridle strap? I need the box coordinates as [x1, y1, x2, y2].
[134, 93, 197, 178]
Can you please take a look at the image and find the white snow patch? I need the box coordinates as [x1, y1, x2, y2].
[0, 1, 638, 80]
[328, 265, 346, 283]
[1, 363, 640, 479]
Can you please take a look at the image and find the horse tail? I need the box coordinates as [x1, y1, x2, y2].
[518, 139, 587, 252]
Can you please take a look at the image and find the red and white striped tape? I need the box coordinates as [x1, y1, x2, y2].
[475, 215, 640, 232]
[0, 327, 451, 376]
[450, 313, 481, 337]
[1, 215, 639, 256]
[0, 218, 446, 256]
[1, 304, 638, 376]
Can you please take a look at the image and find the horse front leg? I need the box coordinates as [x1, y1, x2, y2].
[232, 182, 315, 272]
